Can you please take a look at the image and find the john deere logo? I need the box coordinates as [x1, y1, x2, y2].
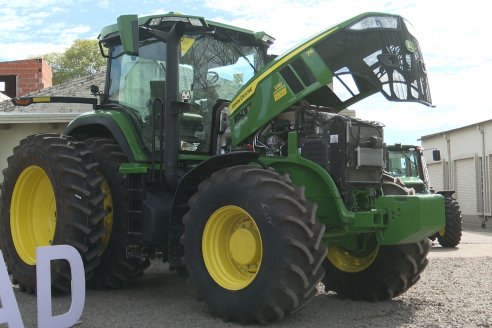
[405, 40, 415, 53]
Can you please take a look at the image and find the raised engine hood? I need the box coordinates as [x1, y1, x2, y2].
[230, 13, 432, 144]
[312, 13, 432, 108]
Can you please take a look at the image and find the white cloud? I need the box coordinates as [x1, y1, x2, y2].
[59, 25, 92, 42]
[0, 1, 94, 61]
[0, 0, 72, 10]
[0, 42, 68, 60]
[98, 0, 110, 9]
[0, 8, 25, 32]
[29, 11, 51, 18]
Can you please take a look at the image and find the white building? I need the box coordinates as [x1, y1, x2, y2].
[421, 119, 492, 230]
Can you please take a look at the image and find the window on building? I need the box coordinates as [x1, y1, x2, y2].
[0, 75, 17, 98]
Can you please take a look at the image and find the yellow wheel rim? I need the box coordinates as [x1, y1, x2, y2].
[202, 205, 262, 290]
[101, 178, 113, 249]
[438, 227, 445, 236]
[327, 245, 379, 273]
[10, 165, 56, 265]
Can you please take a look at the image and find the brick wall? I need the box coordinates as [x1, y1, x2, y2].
[0, 58, 53, 97]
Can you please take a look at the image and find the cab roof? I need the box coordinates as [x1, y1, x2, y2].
[99, 12, 275, 46]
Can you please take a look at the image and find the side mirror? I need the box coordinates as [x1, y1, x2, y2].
[117, 15, 139, 56]
[90, 85, 101, 96]
[432, 149, 441, 161]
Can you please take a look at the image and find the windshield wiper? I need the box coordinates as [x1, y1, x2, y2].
[231, 44, 256, 73]
[223, 32, 257, 73]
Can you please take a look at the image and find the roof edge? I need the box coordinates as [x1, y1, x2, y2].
[0, 112, 80, 124]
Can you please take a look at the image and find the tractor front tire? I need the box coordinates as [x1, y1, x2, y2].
[0, 134, 105, 293]
[83, 138, 150, 288]
[323, 239, 430, 300]
[323, 174, 430, 301]
[183, 165, 326, 324]
[437, 196, 462, 248]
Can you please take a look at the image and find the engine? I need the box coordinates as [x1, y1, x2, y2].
[252, 106, 385, 204]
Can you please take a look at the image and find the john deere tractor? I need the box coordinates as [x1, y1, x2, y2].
[1, 13, 444, 323]
[386, 144, 462, 247]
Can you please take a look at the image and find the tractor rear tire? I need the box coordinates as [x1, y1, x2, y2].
[183, 165, 326, 324]
[437, 196, 462, 248]
[0, 134, 105, 293]
[323, 239, 430, 300]
[83, 138, 150, 288]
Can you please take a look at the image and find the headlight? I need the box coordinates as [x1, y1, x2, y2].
[349, 16, 398, 30]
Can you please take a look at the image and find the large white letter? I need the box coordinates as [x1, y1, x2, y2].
[37, 245, 85, 328]
[0, 251, 24, 327]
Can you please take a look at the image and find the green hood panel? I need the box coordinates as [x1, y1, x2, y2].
[230, 12, 432, 145]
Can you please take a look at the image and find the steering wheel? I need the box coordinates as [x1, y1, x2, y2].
[391, 168, 402, 175]
[207, 71, 219, 84]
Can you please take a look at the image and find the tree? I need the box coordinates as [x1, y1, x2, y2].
[37, 40, 106, 85]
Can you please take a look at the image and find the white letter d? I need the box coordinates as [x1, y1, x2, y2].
[37, 245, 85, 328]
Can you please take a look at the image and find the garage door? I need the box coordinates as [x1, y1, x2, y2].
[454, 157, 478, 215]
[427, 162, 444, 191]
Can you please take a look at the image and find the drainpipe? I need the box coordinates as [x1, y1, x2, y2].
[477, 125, 487, 228]
[445, 133, 452, 190]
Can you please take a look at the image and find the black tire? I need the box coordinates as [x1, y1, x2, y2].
[323, 173, 430, 301]
[0, 134, 105, 293]
[183, 165, 326, 324]
[323, 239, 430, 300]
[83, 138, 150, 288]
[437, 196, 462, 248]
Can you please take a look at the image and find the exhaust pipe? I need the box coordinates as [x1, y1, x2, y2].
[163, 23, 184, 191]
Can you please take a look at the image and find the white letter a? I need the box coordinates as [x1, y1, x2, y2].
[0, 251, 24, 327]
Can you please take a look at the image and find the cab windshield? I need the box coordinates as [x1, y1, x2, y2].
[178, 34, 266, 152]
[108, 39, 166, 121]
[106, 33, 266, 153]
[387, 150, 420, 178]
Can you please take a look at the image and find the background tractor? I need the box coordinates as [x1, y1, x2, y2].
[2, 12, 444, 324]
[386, 144, 462, 247]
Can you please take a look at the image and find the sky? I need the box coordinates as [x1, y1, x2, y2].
[1, 0, 491, 145]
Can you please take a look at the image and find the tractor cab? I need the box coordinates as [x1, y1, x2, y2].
[98, 14, 272, 156]
[385, 144, 430, 193]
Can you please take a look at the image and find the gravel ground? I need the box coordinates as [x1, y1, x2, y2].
[315, 257, 492, 328]
[11, 255, 491, 328]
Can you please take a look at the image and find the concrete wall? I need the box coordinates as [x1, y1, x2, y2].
[0, 122, 69, 184]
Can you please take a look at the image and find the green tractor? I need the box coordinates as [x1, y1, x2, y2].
[386, 144, 462, 247]
[2, 12, 444, 323]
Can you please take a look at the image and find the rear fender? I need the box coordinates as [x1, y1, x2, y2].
[64, 111, 148, 161]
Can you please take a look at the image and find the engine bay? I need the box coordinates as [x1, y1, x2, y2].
[246, 104, 385, 207]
